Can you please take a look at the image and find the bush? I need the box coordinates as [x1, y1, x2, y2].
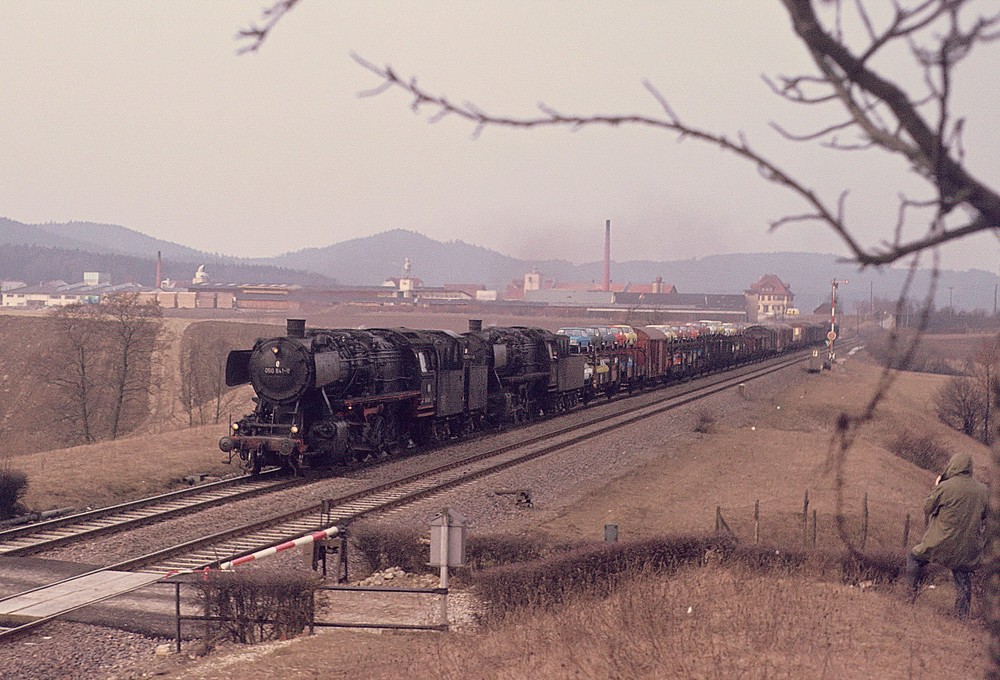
[727, 543, 810, 574]
[692, 410, 717, 434]
[889, 431, 950, 472]
[349, 521, 426, 574]
[199, 570, 319, 644]
[466, 532, 912, 626]
[464, 532, 557, 570]
[468, 534, 736, 623]
[935, 375, 986, 437]
[0, 466, 28, 519]
[838, 549, 904, 585]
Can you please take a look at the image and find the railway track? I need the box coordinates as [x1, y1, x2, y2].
[71, 350, 817, 577]
[0, 469, 297, 557]
[0, 348, 814, 641]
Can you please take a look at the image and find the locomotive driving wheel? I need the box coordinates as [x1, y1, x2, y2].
[246, 448, 263, 476]
[503, 386, 532, 425]
[365, 414, 402, 458]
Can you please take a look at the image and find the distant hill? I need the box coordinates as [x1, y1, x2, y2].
[0, 243, 337, 288]
[3, 219, 997, 312]
[1, 217, 208, 261]
[264, 229, 579, 288]
[0, 218, 336, 287]
[268, 229, 1000, 313]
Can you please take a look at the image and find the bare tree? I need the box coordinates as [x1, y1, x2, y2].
[970, 333, 1000, 444]
[242, 0, 1000, 268]
[101, 293, 165, 440]
[49, 295, 165, 443]
[178, 339, 203, 428]
[179, 333, 237, 426]
[936, 374, 987, 436]
[47, 304, 111, 445]
[939, 335, 1000, 443]
[204, 336, 238, 424]
[237, 0, 1000, 669]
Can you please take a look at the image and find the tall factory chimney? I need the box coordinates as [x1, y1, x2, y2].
[603, 219, 611, 292]
[155, 251, 162, 289]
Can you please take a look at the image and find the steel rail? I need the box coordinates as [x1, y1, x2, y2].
[120, 349, 813, 576]
[0, 347, 818, 642]
[0, 468, 298, 557]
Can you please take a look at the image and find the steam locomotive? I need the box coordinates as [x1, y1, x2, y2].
[219, 318, 824, 474]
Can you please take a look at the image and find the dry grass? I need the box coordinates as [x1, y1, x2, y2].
[537, 359, 993, 554]
[166, 562, 989, 680]
[430, 566, 988, 680]
[11, 423, 242, 510]
[1, 312, 995, 676]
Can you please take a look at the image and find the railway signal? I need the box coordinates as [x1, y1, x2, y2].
[827, 279, 848, 368]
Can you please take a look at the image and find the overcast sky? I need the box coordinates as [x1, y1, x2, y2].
[2, 2, 998, 274]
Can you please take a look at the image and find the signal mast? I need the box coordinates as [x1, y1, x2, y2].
[827, 279, 848, 368]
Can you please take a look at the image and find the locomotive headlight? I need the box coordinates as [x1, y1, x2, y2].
[271, 346, 279, 354]
[231, 423, 239, 431]
[290, 425, 299, 434]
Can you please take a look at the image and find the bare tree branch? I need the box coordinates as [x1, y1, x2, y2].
[235, 2, 1000, 670]
[238, 0, 1000, 267]
[236, 0, 301, 54]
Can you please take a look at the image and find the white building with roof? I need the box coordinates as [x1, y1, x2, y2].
[1, 279, 143, 308]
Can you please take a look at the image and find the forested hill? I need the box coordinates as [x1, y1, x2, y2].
[264, 229, 1000, 313]
[0, 243, 337, 288]
[3, 219, 998, 312]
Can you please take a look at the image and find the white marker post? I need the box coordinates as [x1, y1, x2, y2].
[429, 507, 467, 629]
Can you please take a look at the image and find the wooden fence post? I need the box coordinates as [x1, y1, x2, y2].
[861, 492, 869, 550]
[715, 506, 734, 537]
[802, 490, 809, 546]
[175, 582, 182, 654]
[903, 513, 911, 550]
[754, 499, 760, 545]
[812, 509, 817, 548]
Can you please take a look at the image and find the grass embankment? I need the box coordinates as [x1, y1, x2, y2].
[441, 564, 987, 679]
[164, 353, 994, 679]
[168, 537, 990, 679]
[3, 316, 268, 511]
[14, 423, 240, 510]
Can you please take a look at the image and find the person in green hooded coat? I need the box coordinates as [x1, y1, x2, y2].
[906, 451, 989, 619]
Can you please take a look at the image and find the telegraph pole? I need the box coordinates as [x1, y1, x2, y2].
[827, 279, 848, 369]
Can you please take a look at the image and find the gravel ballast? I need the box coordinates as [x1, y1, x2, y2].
[0, 362, 811, 678]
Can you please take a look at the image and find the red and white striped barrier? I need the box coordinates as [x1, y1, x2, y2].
[160, 527, 342, 579]
[218, 526, 341, 571]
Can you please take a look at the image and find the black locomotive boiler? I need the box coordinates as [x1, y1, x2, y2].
[220, 319, 587, 473]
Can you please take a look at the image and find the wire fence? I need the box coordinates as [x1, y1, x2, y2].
[715, 490, 912, 551]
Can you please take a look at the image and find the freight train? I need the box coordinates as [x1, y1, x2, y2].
[219, 318, 825, 474]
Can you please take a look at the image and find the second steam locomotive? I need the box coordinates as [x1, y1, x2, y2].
[220, 318, 824, 474]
